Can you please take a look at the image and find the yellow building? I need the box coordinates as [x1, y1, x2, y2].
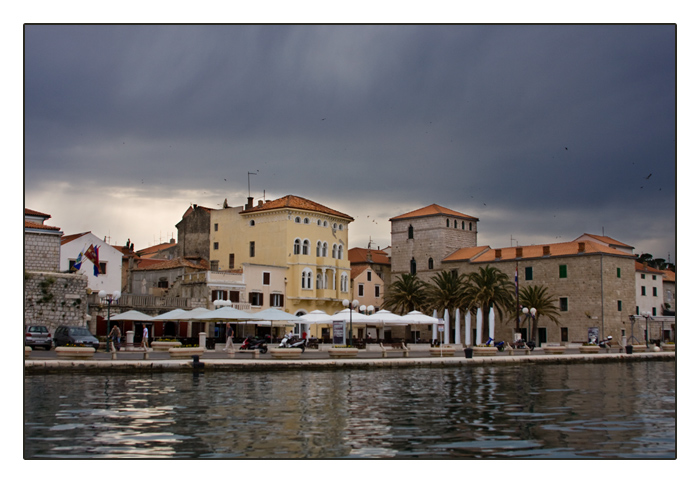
[210, 195, 354, 333]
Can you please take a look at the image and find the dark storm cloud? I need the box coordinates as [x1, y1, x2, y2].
[24, 25, 676, 258]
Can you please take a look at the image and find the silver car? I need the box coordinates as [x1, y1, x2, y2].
[25, 325, 52, 350]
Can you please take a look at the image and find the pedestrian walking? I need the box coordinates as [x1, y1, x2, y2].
[142, 325, 150, 351]
[108, 324, 121, 352]
[224, 322, 234, 352]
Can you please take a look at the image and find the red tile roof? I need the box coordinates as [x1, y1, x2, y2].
[351, 264, 371, 280]
[390, 204, 478, 222]
[25, 208, 51, 219]
[241, 195, 353, 221]
[136, 241, 177, 258]
[579, 233, 634, 249]
[443, 246, 491, 262]
[60, 232, 91, 245]
[25, 220, 61, 232]
[133, 257, 208, 271]
[348, 247, 391, 265]
[464, 241, 634, 263]
[660, 269, 676, 282]
[635, 261, 667, 275]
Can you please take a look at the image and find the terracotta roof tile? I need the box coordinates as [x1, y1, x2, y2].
[348, 247, 391, 265]
[241, 195, 353, 221]
[443, 246, 491, 262]
[635, 261, 667, 275]
[660, 269, 676, 282]
[60, 232, 91, 245]
[580, 233, 634, 249]
[25, 220, 61, 232]
[351, 264, 371, 280]
[468, 240, 634, 263]
[133, 257, 208, 271]
[136, 242, 177, 257]
[25, 208, 51, 218]
[390, 204, 478, 222]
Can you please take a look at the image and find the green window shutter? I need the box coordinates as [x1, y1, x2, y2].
[617, 267, 621, 278]
[559, 265, 567, 278]
[525, 267, 533, 281]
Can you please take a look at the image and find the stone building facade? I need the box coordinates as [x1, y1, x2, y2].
[24, 209, 62, 272]
[390, 204, 478, 282]
[176, 204, 212, 260]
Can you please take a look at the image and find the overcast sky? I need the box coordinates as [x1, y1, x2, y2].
[24, 24, 677, 261]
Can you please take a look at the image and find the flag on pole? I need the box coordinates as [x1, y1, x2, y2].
[84, 244, 101, 275]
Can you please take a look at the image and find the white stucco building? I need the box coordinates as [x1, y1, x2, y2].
[60, 232, 123, 294]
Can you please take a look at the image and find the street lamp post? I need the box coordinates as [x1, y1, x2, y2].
[643, 311, 652, 348]
[522, 307, 536, 348]
[99, 290, 121, 350]
[343, 299, 359, 347]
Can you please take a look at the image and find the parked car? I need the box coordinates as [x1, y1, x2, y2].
[25, 325, 52, 350]
[53, 326, 100, 350]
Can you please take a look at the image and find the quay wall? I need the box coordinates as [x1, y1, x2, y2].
[24, 352, 675, 375]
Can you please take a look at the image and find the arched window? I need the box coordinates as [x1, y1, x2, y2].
[454, 220, 457, 228]
[469, 222, 472, 231]
[408, 225, 414, 239]
[316, 273, 323, 289]
[428, 258, 434, 269]
[302, 239, 310, 255]
[340, 273, 349, 292]
[338, 244, 344, 260]
[332, 244, 338, 258]
[410, 258, 417, 275]
[303, 217, 310, 224]
[295, 216, 301, 223]
[250, 220, 255, 227]
[338, 224, 343, 231]
[293, 238, 301, 255]
[322, 242, 328, 257]
[462, 221, 465, 230]
[316, 241, 322, 257]
[302, 269, 313, 289]
[317, 220, 322, 226]
[446, 219, 450, 228]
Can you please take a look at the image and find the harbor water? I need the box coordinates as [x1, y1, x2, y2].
[24, 360, 675, 458]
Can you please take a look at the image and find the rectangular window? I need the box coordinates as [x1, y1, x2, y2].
[559, 297, 568, 312]
[249, 292, 263, 306]
[250, 241, 255, 257]
[358, 284, 364, 297]
[561, 327, 568, 342]
[559, 265, 567, 278]
[99, 262, 107, 275]
[229, 254, 235, 269]
[229, 291, 240, 303]
[214, 242, 219, 250]
[211, 290, 226, 302]
[641, 286, 646, 296]
[375, 285, 380, 298]
[270, 293, 284, 307]
[525, 267, 533, 281]
[636, 306, 639, 315]
[214, 223, 218, 231]
[367, 271, 372, 281]
[641, 274, 646, 279]
[617, 300, 622, 311]
[617, 268, 621, 278]
[652, 287, 657, 297]
[652, 275, 657, 280]
[263, 272, 271, 285]
[210, 260, 219, 271]
[652, 307, 657, 316]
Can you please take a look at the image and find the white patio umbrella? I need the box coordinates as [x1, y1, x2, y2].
[475, 308, 483, 346]
[299, 310, 332, 324]
[455, 308, 461, 346]
[255, 308, 302, 328]
[465, 311, 472, 346]
[185, 307, 214, 319]
[401, 310, 439, 324]
[110, 310, 154, 321]
[152, 309, 188, 320]
[192, 306, 264, 322]
[331, 308, 379, 324]
[373, 309, 408, 325]
[489, 307, 496, 344]
[443, 308, 450, 345]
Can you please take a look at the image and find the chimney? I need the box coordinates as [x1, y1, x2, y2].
[516, 247, 523, 258]
[578, 242, 585, 253]
[495, 249, 502, 259]
[543, 245, 550, 256]
[257, 200, 263, 207]
[246, 197, 254, 210]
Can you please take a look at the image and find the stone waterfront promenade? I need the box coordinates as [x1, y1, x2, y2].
[24, 346, 675, 374]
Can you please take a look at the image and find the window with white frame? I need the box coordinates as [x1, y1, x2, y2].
[294, 238, 301, 255]
[332, 244, 338, 258]
[340, 273, 349, 292]
[249, 292, 263, 306]
[316, 241, 322, 257]
[322, 242, 328, 257]
[302, 239, 310, 255]
[302, 269, 313, 289]
[358, 284, 364, 297]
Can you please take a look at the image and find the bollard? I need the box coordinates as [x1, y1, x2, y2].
[625, 345, 633, 355]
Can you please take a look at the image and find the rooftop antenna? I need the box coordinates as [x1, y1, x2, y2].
[248, 171, 258, 197]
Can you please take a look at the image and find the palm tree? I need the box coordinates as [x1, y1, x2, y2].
[518, 285, 561, 343]
[464, 265, 515, 322]
[382, 273, 427, 315]
[423, 270, 469, 321]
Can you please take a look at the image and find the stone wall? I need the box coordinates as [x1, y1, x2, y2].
[24, 232, 61, 272]
[176, 206, 211, 260]
[24, 271, 89, 333]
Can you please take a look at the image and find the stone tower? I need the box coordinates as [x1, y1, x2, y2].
[389, 204, 478, 282]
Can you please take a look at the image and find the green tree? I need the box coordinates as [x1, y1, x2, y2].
[518, 285, 561, 343]
[423, 270, 469, 321]
[464, 265, 515, 322]
[382, 273, 427, 315]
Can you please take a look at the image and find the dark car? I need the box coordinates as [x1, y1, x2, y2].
[25, 325, 52, 350]
[53, 326, 100, 350]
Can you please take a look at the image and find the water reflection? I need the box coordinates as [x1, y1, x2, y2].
[25, 362, 676, 458]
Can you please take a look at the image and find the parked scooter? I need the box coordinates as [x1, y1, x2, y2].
[239, 335, 269, 354]
[485, 337, 507, 352]
[279, 335, 307, 353]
